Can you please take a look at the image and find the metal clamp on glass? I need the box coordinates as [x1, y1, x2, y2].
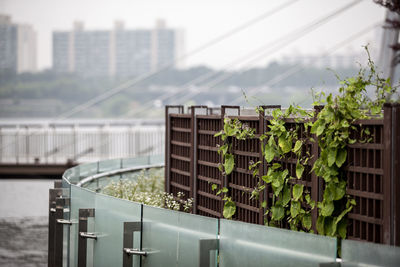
[57, 219, 72, 225]
[199, 239, 219, 267]
[78, 208, 96, 267]
[79, 232, 97, 240]
[123, 248, 147, 256]
[123, 221, 144, 267]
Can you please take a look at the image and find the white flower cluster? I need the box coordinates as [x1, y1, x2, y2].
[101, 168, 193, 212]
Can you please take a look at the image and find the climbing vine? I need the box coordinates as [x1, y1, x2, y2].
[259, 106, 315, 231]
[214, 48, 395, 239]
[214, 117, 255, 219]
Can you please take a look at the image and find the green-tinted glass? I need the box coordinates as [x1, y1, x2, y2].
[141, 205, 218, 267]
[98, 158, 121, 173]
[78, 162, 98, 181]
[93, 193, 142, 267]
[69, 185, 96, 267]
[122, 156, 151, 168]
[341, 239, 400, 267]
[63, 165, 81, 184]
[219, 219, 337, 267]
[149, 154, 164, 165]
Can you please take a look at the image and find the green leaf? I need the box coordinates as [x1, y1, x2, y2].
[296, 163, 304, 179]
[223, 154, 235, 175]
[211, 184, 217, 191]
[336, 149, 347, 167]
[278, 135, 292, 154]
[272, 178, 281, 189]
[221, 144, 228, 155]
[221, 187, 228, 193]
[272, 108, 283, 119]
[214, 130, 223, 137]
[218, 164, 223, 172]
[271, 205, 285, 221]
[327, 148, 337, 167]
[293, 140, 302, 153]
[333, 181, 346, 201]
[262, 175, 272, 184]
[290, 201, 301, 218]
[264, 143, 275, 163]
[371, 105, 381, 115]
[316, 216, 325, 235]
[321, 201, 335, 217]
[292, 184, 304, 201]
[337, 218, 347, 239]
[261, 200, 267, 208]
[272, 178, 283, 197]
[348, 139, 356, 144]
[271, 163, 281, 170]
[316, 124, 325, 136]
[305, 194, 311, 204]
[282, 185, 291, 206]
[335, 199, 354, 224]
[310, 121, 319, 134]
[223, 200, 236, 219]
[302, 214, 312, 230]
[324, 217, 336, 236]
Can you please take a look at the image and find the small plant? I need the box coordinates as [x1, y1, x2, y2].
[102, 168, 193, 212]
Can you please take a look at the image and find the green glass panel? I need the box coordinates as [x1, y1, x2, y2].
[69, 185, 96, 267]
[142, 205, 218, 267]
[341, 239, 400, 267]
[93, 193, 142, 267]
[122, 156, 151, 168]
[98, 158, 121, 173]
[78, 162, 99, 181]
[149, 154, 164, 165]
[219, 219, 337, 267]
[63, 165, 81, 184]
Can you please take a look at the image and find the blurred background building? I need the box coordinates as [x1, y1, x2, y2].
[52, 19, 184, 77]
[0, 14, 37, 73]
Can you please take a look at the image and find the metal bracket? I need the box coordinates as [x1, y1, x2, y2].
[123, 248, 147, 256]
[79, 232, 97, 240]
[57, 219, 73, 225]
[199, 238, 219, 267]
[78, 208, 95, 267]
[123, 221, 145, 267]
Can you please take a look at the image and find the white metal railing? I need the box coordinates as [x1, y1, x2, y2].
[0, 122, 165, 164]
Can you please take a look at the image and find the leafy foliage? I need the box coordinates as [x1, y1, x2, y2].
[214, 118, 255, 218]
[214, 48, 395, 239]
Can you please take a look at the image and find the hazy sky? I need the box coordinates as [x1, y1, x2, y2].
[0, 0, 387, 70]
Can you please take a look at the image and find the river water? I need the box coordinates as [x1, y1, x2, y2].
[0, 179, 54, 267]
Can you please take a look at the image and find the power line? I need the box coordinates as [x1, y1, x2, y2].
[51, 0, 299, 121]
[169, 0, 363, 105]
[231, 21, 383, 106]
[0, 0, 298, 152]
[128, 0, 363, 116]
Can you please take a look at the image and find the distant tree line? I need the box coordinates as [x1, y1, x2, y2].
[0, 62, 359, 118]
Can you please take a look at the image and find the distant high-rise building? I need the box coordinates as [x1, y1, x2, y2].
[0, 14, 37, 73]
[52, 20, 183, 77]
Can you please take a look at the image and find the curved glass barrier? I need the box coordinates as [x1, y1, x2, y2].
[219, 219, 336, 267]
[55, 154, 399, 267]
[341, 239, 400, 267]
